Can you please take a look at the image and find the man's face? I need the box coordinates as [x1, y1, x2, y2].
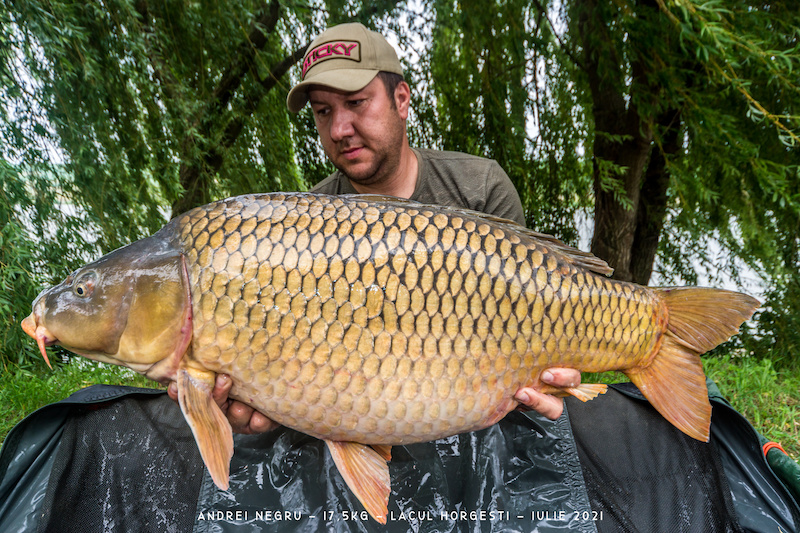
[309, 77, 409, 186]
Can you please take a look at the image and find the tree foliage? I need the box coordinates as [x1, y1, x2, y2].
[1, 0, 799, 369]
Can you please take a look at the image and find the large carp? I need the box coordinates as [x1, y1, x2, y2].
[22, 193, 758, 523]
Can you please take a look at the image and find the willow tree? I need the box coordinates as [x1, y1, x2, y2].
[2, 0, 799, 369]
[567, 0, 800, 366]
[413, 0, 798, 282]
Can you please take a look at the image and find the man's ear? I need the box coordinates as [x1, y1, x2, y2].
[394, 81, 411, 120]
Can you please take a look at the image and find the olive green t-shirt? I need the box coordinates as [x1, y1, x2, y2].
[310, 148, 526, 226]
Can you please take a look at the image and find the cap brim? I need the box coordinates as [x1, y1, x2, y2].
[286, 69, 379, 113]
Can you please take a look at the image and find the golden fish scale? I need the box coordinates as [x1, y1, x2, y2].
[176, 194, 661, 444]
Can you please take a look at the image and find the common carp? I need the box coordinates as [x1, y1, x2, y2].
[22, 192, 759, 523]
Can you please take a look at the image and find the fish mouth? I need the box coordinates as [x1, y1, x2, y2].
[21, 313, 56, 369]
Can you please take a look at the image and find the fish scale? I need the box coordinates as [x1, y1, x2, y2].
[23, 192, 759, 523]
[176, 193, 656, 444]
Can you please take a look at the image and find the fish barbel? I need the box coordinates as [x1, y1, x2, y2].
[21, 193, 759, 522]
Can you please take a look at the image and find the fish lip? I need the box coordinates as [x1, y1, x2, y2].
[21, 312, 57, 369]
[22, 313, 58, 344]
[21, 314, 37, 338]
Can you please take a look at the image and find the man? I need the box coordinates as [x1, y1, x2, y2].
[289, 23, 525, 226]
[187, 22, 582, 432]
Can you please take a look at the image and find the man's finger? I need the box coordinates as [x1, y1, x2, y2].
[540, 368, 581, 388]
[515, 387, 564, 420]
[211, 374, 233, 409]
[167, 381, 178, 402]
[249, 411, 280, 434]
[227, 401, 256, 432]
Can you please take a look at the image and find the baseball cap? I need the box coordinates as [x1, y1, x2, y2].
[286, 22, 404, 113]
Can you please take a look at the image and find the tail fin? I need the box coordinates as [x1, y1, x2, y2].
[660, 287, 760, 353]
[625, 288, 759, 442]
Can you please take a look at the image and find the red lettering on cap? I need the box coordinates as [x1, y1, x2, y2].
[316, 43, 333, 59]
[302, 40, 361, 79]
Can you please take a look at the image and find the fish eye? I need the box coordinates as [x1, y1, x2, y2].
[73, 271, 97, 298]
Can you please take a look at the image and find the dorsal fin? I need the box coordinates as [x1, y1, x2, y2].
[337, 193, 614, 277]
[520, 231, 614, 276]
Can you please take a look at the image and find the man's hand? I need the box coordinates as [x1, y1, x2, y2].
[514, 368, 581, 420]
[167, 374, 279, 434]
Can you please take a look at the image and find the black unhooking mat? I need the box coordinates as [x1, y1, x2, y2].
[0, 383, 798, 533]
[567, 383, 741, 533]
[38, 391, 205, 533]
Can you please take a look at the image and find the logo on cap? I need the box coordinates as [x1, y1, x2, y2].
[302, 40, 361, 79]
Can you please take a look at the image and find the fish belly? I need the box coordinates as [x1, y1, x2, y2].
[178, 193, 662, 444]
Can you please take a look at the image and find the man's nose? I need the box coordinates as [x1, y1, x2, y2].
[329, 109, 355, 141]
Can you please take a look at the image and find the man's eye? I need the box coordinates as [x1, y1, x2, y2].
[314, 107, 330, 117]
[348, 99, 365, 107]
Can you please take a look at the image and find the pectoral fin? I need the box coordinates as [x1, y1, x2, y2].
[370, 444, 392, 462]
[325, 440, 391, 524]
[177, 366, 234, 490]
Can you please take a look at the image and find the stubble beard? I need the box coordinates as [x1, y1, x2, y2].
[337, 147, 400, 188]
[333, 112, 406, 189]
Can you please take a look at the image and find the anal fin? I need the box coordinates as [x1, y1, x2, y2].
[564, 383, 608, 402]
[325, 440, 390, 524]
[539, 383, 608, 402]
[177, 367, 234, 490]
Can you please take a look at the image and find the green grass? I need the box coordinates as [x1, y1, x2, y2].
[1, 355, 798, 462]
[704, 355, 800, 460]
[0, 358, 161, 444]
